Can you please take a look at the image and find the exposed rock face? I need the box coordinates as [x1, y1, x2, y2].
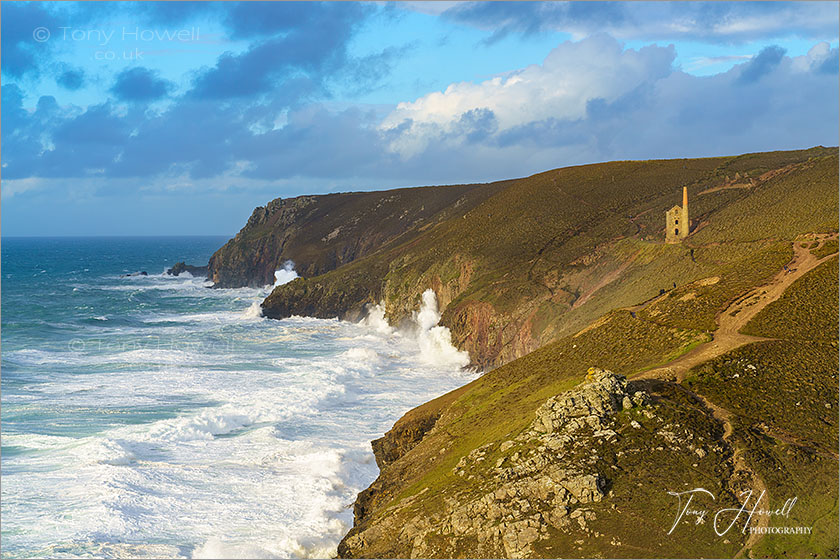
[339, 369, 650, 559]
[208, 196, 317, 288]
[371, 410, 442, 471]
[208, 184, 498, 288]
[531, 367, 648, 435]
[165, 262, 208, 278]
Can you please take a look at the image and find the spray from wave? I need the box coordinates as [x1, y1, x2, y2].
[239, 260, 300, 318]
[361, 291, 470, 368]
[243, 301, 264, 319]
[274, 261, 299, 287]
[362, 303, 394, 335]
[413, 289, 471, 368]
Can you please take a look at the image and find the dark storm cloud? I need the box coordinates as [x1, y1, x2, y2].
[0, 2, 60, 78]
[223, 1, 369, 39]
[57, 67, 85, 90]
[188, 3, 371, 100]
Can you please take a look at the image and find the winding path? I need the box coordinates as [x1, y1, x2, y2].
[631, 234, 837, 558]
[637, 235, 837, 383]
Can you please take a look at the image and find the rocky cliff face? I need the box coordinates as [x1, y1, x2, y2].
[208, 196, 318, 288]
[214, 148, 836, 369]
[208, 183, 505, 288]
[339, 369, 743, 558]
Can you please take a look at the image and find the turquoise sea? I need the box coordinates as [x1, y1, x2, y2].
[1, 237, 474, 558]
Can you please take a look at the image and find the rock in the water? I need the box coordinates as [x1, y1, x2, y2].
[165, 261, 208, 278]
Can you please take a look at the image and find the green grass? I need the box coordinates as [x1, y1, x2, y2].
[540, 382, 745, 559]
[738, 426, 839, 559]
[691, 156, 839, 244]
[638, 241, 792, 331]
[813, 239, 839, 259]
[741, 256, 839, 341]
[258, 148, 837, 368]
[685, 340, 838, 452]
[339, 150, 840, 557]
[681, 257, 839, 557]
[356, 309, 713, 531]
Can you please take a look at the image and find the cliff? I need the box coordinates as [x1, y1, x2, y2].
[256, 147, 836, 368]
[205, 146, 838, 557]
[339, 248, 839, 558]
[207, 182, 509, 288]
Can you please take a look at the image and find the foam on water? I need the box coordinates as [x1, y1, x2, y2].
[2, 251, 477, 559]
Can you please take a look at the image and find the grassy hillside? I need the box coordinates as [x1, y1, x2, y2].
[208, 181, 510, 287]
[340, 250, 838, 559]
[335, 151, 838, 558]
[686, 256, 839, 559]
[262, 146, 837, 367]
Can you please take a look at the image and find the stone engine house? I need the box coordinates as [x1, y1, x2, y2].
[665, 186, 689, 244]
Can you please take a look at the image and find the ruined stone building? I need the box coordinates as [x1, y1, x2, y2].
[665, 186, 689, 243]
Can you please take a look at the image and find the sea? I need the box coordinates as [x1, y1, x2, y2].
[0, 236, 476, 558]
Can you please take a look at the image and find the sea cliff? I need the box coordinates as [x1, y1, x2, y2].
[212, 146, 837, 369]
[204, 147, 838, 557]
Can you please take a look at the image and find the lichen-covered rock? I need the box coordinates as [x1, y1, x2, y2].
[341, 368, 650, 558]
[532, 367, 635, 435]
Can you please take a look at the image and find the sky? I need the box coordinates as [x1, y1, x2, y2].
[2, 1, 838, 236]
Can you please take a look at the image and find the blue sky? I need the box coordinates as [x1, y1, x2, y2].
[2, 1, 838, 236]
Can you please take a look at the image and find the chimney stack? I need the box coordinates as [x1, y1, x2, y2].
[681, 186, 689, 238]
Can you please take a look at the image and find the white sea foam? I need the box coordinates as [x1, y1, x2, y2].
[2, 274, 478, 559]
[342, 347, 380, 364]
[193, 537, 277, 559]
[360, 293, 470, 368]
[243, 301, 264, 319]
[362, 302, 394, 335]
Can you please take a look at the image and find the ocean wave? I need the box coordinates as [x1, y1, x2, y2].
[2, 274, 479, 558]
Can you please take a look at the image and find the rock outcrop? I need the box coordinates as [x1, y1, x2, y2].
[165, 262, 208, 278]
[339, 369, 656, 558]
[207, 183, 500, 288]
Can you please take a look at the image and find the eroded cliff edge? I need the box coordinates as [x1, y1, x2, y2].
[207, 182, 508, 288]
[203, 147, 838, 557]
[338, 249, 839, 558]
[259, 147, 837, 368]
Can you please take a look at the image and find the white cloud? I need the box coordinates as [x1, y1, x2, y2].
[374, 35, 837, 175]
[1, 177, 47, 198]
[380, 35, 675, 157]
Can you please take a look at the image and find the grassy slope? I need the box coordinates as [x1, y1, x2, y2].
[209, 180, 511, 287]
[339, 151, 839, 558]
[686, 256, 839, 558]
[265, 147, 837, 368]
